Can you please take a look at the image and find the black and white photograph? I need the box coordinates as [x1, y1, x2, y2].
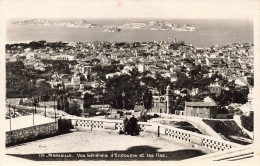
[0, 0, 260, 164]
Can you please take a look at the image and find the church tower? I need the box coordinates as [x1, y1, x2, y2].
[165, 85, 172, 114]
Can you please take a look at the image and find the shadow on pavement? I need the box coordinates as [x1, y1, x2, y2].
[7, 145, 205, 161]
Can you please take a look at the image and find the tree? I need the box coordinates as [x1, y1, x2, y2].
[143, 90, 153, 110]
[57, 95, 69, 111]
[67, 101, 82, 116]
[105, 74, 148, 109]
[6, 61, 25, 75]
[34, 81, 53, 101]
[233, 88, 249, 104]
[141, 90, 153, 122]
[241, 112, 254, 131]
[83, 93, 94, 109]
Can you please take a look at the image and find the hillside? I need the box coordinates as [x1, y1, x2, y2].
[202, 119, 252, 145]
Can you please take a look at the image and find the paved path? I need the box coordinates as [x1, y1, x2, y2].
[6, 131, 205, 161]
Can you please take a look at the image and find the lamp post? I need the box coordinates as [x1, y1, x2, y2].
[53, 94, 56, 122]
[34, 97, 37, 114]
[32, 96, 37, 125]
[44, 105, 46, 117]
[13, 106, 16, 118]
[33, 105, 35, 126]
[63, 94, 65, 113]
[122, 92, 125, 110]
[9, 103, 11, 130]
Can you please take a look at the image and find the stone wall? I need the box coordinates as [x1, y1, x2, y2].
[6, 122, 58, 146]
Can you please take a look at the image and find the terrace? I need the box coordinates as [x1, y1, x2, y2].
[5, 115, 253, 161]
[6, 130, 205, 161]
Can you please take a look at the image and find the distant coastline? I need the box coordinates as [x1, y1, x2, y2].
[7, 19, 253, 47]
[12, 19, 197, 31]
[12, 19, 100, 29]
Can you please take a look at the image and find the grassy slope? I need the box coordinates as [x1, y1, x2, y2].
[202, 119, 251, 145]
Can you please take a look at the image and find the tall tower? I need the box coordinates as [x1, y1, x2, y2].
[165, 85, 172, 114]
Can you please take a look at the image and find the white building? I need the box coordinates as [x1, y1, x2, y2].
[53, 54, 75, 61]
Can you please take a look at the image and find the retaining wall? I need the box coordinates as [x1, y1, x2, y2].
[171, 115, 223, 139]
[6, 121, 58, 146]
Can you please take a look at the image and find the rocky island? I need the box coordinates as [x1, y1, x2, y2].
[121, 21, 198, 31]
[12, 19, 100, 29]
[12, 19, 53, 26]
[57, 20, 99, 28]
[103, 27, 121, 32]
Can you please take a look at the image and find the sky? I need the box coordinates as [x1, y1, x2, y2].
[1, 0, 260, 20]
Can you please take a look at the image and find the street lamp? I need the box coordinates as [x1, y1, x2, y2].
[122, 92, 125, 110]
[33, 96, 37, 114]
[32, 97, 38, 126]
[8, 102, 11, 130]
[44, 104, 47, 117]
[53, 93, 56, 122]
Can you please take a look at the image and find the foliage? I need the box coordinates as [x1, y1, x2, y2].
[212, 88, 249, 106]
[92, 64, 124, 80]
[143, 90, 153, 110]
[57, 95, 69, 111]
[6, 61, 54, 99]
[41, 59, 71, 74]
[6, 61, 25, 73]
[34, 81, 53, 101]
[83, 93, 95, 109]
[105, 74, 147, 109]
[241, 112, 254, 132]
[6, 41, 67, 51]
[66, 100, 82, 116]
[169, 42, 185, 50]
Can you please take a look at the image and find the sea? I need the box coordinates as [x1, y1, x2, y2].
[6, 18, 253, 48]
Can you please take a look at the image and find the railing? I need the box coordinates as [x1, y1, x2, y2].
[69, 117, 242, 153]
[158, 123, 240, 152]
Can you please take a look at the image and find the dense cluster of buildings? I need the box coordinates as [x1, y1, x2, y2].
[6, 40, 254, 118]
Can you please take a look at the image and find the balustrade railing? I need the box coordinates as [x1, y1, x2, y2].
[69, 118, 242, 152]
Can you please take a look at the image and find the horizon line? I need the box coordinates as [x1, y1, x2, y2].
[7, 17, 254, 21]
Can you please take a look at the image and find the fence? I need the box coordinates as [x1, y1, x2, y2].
[6, 103, 58, 131]
[69, 117, 241, 153]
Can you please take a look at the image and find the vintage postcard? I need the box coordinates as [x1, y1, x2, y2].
[0, 0, 260, 165]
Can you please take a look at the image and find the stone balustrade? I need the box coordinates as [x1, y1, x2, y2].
[70, 117, 242, 153]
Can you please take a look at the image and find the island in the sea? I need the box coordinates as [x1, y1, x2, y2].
[12, 19, 53, 26]
[12, 19, 100, 28]
[103, 27, 121, 32]
[11, 19, 197, 31]
[121, 21, 198, 31]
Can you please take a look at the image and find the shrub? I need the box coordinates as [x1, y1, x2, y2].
[241, 112, 254, 132]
